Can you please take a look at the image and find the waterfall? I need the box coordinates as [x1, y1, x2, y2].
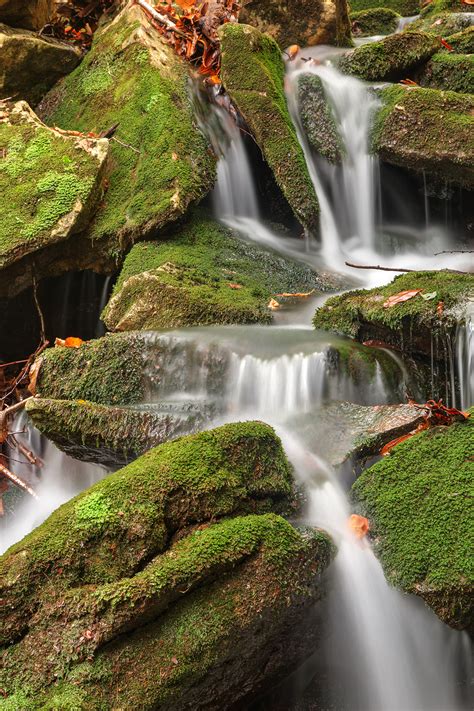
[456, 316, 474, 409]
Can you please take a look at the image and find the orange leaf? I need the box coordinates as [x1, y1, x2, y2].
[268, 298, 280, 310]
[440, 38, 454, 50]
[380, 432, 415, 456]
[347, 514, 370, 539]
[228, 283, 243, 289]
[383, 289, 422, 308]
[55, 336, 84, 348]
[276, 289, 315, 298]
[287, 44, 300, 61]
[400, 78, 418, 86]
[437, 300, 444, 316]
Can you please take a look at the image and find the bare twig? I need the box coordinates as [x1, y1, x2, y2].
[433, 250, 474, 256]
[111, 136, 140, 154]
[135, 0, 187, 37]
[32, 274, 46, 344]
[0, 462, 39, 499]
[344, 262, 469, 275]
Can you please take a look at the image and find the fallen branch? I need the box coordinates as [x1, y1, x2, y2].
[433, 250, 474, 256]
[135, 0, 187, 37]
[0, 461, 39, 500]
[344, 262, 469, 275]
[32, 273, 46, 344]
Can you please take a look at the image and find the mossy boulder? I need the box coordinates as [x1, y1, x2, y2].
[415, 52, 474, 94]
[0, 0, 53, 30]
[0, 100, 109, 298]
[445, 25, 474, 54]
[313, 271, 474, 361]
[103, 215, 328, 331]
[371, 85, 474, 188]
[0, 422, 334, 708]
[410, 11, 473, 36]
[239, 0, 352, 48]
[353, 411, 474, 631]
[338, 31, 440, 81]
[298, 74, 344, 164]
[218, 24, 320, 232]
[0, 24, 81, 106]
[350, 8, 401, 36]
[349, 0, 419, 15]
[35, 333, 147, 406]
[38, 4, 215, 260]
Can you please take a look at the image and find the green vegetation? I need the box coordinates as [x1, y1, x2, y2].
[353, 411, 474, 630]
[339, 31, 439, 81]
[350, 8, 401, 36]
[371, 85, 474, 188]
[0, 110, 103, 267]
[36, 333, 145, 405]
[417, 52, 474, 94]
[445, 26, 474, 54]
[41, 6, 215, 258]
[218, 24, 319, 232]
[298, 74, 344, 164]
[103, 214, 325, 330]
[348, 0, 419, 17]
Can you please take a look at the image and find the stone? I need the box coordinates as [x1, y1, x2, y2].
[218, 23, 320, 232]
[350, 8, 401, 37]
[0, 24, 81, 107]
[415, 52, 474, 95]
[349, 0, 419, 16]
[239, 0, 352, 49]
[353, 409, 474, 631]
[0, 0, 53, 31]
[371, 85, 474, 189]
[297, 74, 344, 164]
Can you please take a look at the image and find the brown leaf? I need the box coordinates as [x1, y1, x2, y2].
[28, 357, 43, 396]
[383, 289, 422, 308]
[228, 283, 243, 289]
[437, 300, 444, 316]
[268, 298, 280, 310]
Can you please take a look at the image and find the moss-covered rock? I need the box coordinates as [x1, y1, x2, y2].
[339, 31, 440, 81]
[298, 74, 344, 164]
[239, 0, 353, 48]
[410, 10, 473, 36]
[313, 271, 474, 360]
[0, 422, 334, 708]
[350, 7, 401, 36]
[445, 25, 474, 54]
[26, 397, 211, 467]
[218, 24, 320, 232]
[349, 0, 419, 15]
[0, 24, 81, 106]
[103, 215, 328, 331]
[371, 85, 474, 188]
[0, 0, 53, 30]
[35, 333, 146, 406]
[353, 411, 474, 631]
[38, 4, 215, 260]
[416, 52, 474, 94]
[0, 100, 108, 298]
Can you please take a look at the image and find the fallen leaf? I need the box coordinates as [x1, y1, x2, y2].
[400, 79, 418, 86]
[28, 357, 43, 396]
[347, 514, 370, 539]
[55, 337, 84, 348]
[440, 38, 454, 50]
[268, 298, 280, 310]
[171, 656, 179, 665]
[275, 289, 315, 298]
[228, 283, 243, 289]
[383, 289, 422, 308]
[420, 291, 437, 301]
[287, 44, 300, 60]
[437, 301, 444, 316]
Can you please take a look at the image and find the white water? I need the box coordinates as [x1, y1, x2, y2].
[456, 314, 474, 409]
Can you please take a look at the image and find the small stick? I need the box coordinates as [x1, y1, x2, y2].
[135, 0, 187, 37]
[32, 274, 46, 345]
[433, 250, 474, 256]
[111, 136, 140, 154]
[344, 262, 469, 275]
[0, 462, 39, 499]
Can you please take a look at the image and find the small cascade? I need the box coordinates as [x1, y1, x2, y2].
[456, 316, 474, 409]
[95, 274, 113, 337]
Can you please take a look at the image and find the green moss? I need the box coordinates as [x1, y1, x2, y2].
[349, 0, 419, 16]
[36, 333, 145, 405]
[103, 214, 324, 330]
[0, 422, 294, 645]
[0, 115, 101, 267]
[353, 411, 474, 629]
[218, 24, 319, 232]
[339, 31, 440, 81]
[445, 26, 474, 54]
[297, 74, 344, 164]
[410, 10, 473, 35]
[313, 271, 474, 354]
[371, 85, 474, 188]
[417, 52, 474, 94]
[350, 8, 401, 36]
[40, 7, 215, 257]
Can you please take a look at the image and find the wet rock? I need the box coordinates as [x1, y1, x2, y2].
[38, 4, 216, 262]
[353, 409, 474, 631]
[313, 271, 474, 361]
[338, 31, 440, 82]
[411, 11, 474, 36]
[218, 23, 320, 232]
[0, 24, 81, 106]
[298, 74, 344, 164]
[350, 8, 401, 37]
[26, 398, 214, 467]
[349, 0, 419, 16]
[239, 0, 352, 49]
[0, 0, 53, 30]
[0, 100, 109, 299]
[102, 215, 331, 331]
[445, 25, 474, 54]
[371, 85, 474, 188]
[415, 52, 474, 94]
[0, 422, 334, 708]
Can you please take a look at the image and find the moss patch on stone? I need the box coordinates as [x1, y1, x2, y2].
[39, 5, 215, 259]
[103, 214, 325, 330]
[371, 84, 474, 188]
[349, 0, 419, 17]
[338, 31, 440, 81]
[416, 52, 474, 94]
[445, 25, 474, 54]
[36, 333, 146, 405]
[350, 8, 401, 36]
[353, 411, 474, 630]
[313, 271, 474, 357]
[218, 24, 319, 232]
[298, 74, 344, 164]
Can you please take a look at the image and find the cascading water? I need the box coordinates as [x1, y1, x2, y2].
[456, 314, 474, 409]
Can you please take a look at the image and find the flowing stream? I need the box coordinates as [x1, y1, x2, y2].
[2, 37, 472, 710]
